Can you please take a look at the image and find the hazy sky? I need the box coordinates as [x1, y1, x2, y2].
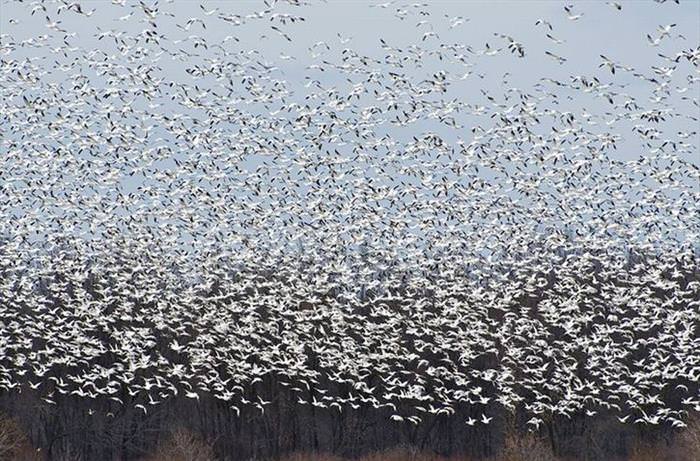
[0, 0, 700, 166]
[2, 0, 698, 165]
[1, 0, 698, 256]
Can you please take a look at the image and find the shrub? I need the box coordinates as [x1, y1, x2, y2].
[147, 427, 216, 461]
[358, 448, 445, 461]
[278, 448, 474, 461]
[678, 415, 700, 461]
[0, 412, 30, 460]
[278, 452, 346, 461]
[495, 432, 558, 461]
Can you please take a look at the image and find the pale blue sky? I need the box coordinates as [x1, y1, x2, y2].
[1, 0, 698, 255]
[2, 0, 697, 165]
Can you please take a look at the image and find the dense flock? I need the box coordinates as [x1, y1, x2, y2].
[0, 0, 699, 459]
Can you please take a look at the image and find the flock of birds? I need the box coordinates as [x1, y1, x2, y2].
[0, 0, 699, 432]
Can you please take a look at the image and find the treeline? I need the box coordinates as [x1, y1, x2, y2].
[1, 387, 698, 460]
[0, 248, 698, 460]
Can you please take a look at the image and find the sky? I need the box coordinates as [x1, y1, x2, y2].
[2, 0, 698, 165]
[0, 0, 698, 261]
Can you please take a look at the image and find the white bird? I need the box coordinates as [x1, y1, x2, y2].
[563, 5, 584, 20]
[545, 51, 567, 64]
[535, 19, 553, 30]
